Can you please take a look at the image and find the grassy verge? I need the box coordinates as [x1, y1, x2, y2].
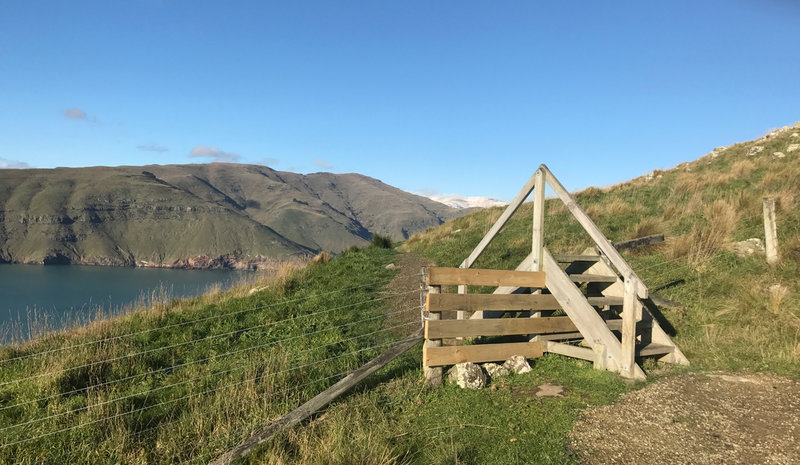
[0, 247, 404, 464]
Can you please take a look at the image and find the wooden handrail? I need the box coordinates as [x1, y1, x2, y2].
[538, 164, 648, 299]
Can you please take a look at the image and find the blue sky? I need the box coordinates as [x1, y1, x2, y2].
[1, 1, 798, 200]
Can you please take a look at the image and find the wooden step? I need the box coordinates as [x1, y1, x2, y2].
[536, 332, 583, 341]
[569, 273, 617, 283]
[552, 254, 602, 263]
[605, 319, 653, 331]
[637, 343, 675, 357]
[587, 296, 624, 306]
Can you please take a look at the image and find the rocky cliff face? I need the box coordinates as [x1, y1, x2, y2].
[0, 163, 463, 268]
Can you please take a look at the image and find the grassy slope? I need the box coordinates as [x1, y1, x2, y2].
[0, 248, 403, 463]
[3, 124, 799, 464]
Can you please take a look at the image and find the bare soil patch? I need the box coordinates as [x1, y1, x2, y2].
[570, 372, 800, 465]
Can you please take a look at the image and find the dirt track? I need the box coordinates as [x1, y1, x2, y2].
[570, 372, 800, 465]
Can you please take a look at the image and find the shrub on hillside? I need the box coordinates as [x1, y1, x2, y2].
[370, 234, 393, 249]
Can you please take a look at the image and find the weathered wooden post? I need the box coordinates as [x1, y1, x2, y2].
[423, 268, 442, 387]
[763, 198, 779, 265]
[531, 168, 545, 273]
[528, 168, 546, 341]
[620, 275, 638, 379]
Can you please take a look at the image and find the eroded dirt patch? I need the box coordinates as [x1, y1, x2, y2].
[570, 372, 800, 465]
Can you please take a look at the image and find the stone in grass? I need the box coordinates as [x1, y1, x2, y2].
[732, 238, 765, 257]
[503, 355, 532, 374]
[447, 362, 486, 390]
[483, 362, 510, 379]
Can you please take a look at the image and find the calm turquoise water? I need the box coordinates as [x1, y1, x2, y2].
[0, 264, 248, 343]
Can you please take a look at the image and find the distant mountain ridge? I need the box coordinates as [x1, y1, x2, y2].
[0, 163, 464, 268]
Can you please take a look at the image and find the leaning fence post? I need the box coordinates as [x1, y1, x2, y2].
[763, 198, 779, 265]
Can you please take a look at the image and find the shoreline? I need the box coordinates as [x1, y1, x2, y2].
[0, 253, 305, 271]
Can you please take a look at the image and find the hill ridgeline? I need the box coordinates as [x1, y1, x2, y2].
[0, 163, 463, 269]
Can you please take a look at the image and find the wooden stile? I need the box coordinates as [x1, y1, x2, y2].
[424, 341, 544, 367]
[427, 267, 545, 287]
[420, 165, 688, 383]
[425, 316, 576, 339]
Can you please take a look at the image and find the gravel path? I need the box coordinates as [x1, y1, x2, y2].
[570, 372, 800, 465]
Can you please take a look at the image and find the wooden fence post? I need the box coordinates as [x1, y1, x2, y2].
[528, 168, 546, 342]
[620, 276, 638, 379]
[423, 271, 443, 387]
[532, 168, 545, 272]
[763, 198, 779, 265]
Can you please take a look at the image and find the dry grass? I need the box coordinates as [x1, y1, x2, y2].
[729, 190, 759, 213]
[666, 200, 737, 266]
[310, 251, 331, 265]
[547, 198, 567, 215]
[585, 199, 642, 220]
[730, 159, 756, 179]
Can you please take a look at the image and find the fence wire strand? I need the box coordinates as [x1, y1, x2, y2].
[0, 313, 420, 436]
[0, 289, 419, 388]
[0, 318, 420, 449]
[0, 276, 420, 366]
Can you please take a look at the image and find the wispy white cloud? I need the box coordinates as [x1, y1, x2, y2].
[63, 108, 87, 120]
[313, 158, 333, 170]
[257, 157, 279, 167]
[137, 143, 169, 153]
[0, 157, 31, 169]
[189, 145, 241, 162]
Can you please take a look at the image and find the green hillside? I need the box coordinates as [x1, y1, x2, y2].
[0, 163, 462, 267]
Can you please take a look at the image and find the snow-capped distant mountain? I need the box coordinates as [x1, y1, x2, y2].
[428, 194, 508, 209]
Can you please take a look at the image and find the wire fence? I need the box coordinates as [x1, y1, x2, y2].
[0, 277, 415, 366]
[0, 288, 419, 388]
[0, 273, 425, 464]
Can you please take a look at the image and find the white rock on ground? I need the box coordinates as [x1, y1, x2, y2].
[747, 146, 764, 156]
[503, 355, 532, 374]
[731, 238, 765, 257]
[773, 151, 786, 159]
[786, 143, 799, 153]
[482, 362, 510, 379]
[447, 362, 486, 389]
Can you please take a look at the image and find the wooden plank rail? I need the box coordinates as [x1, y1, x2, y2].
[544, 341, 594, 361]
[426, 316, 576, 339]
[424, 341, 544, 367]
[427, 267, 545, 287]
[427, 293, 561, 312]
